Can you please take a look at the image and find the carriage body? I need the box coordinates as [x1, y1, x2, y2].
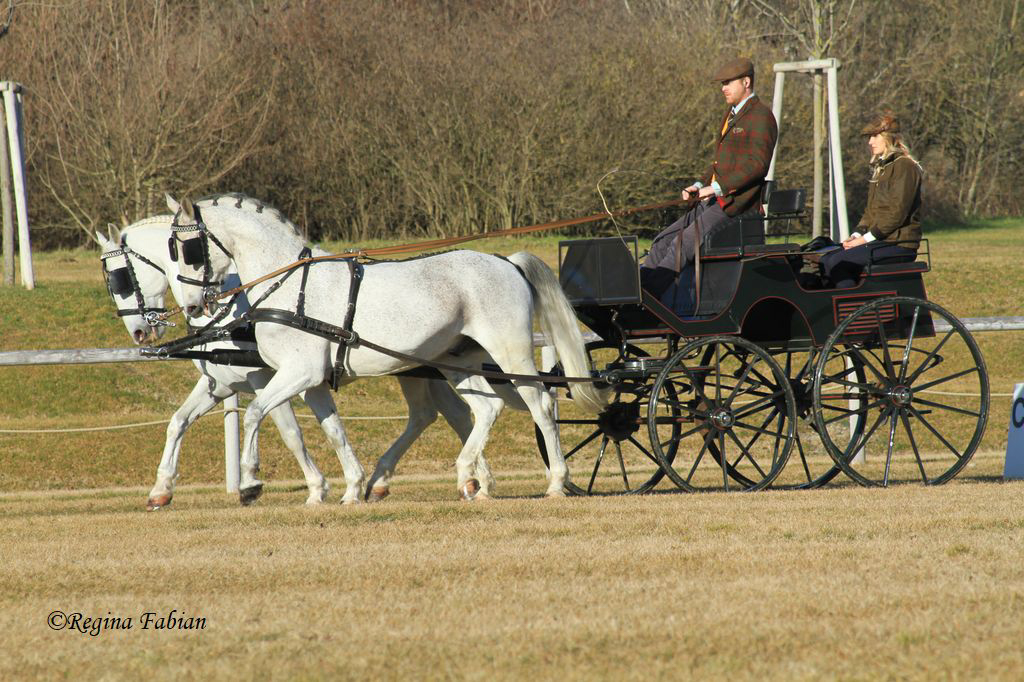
[549, 200, 988, 493]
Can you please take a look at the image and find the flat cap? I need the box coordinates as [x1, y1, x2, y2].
[712, 57, 754, 83]
[861, 113, 901, 136]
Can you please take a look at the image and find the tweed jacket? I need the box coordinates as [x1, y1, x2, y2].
[700, 95, 778, 217]
[857, 152, 922, 250]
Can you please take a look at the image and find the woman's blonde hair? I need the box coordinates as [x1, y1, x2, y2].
[862, 112, 919, 174]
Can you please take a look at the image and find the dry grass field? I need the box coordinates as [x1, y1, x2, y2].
[1, 472, 1022, 680]
[1, 220, 1023, 678]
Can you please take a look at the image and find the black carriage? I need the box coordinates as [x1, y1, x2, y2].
[541, 190, 989, 493]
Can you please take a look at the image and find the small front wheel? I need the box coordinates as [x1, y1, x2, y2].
[648, 336, 796, 492]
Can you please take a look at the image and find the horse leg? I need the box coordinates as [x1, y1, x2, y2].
[265, 403, 329, 505]
[512, 379, 566, 497]
[238, 369, 322, 506]
[437, 375, 502, 497]
[147, 376, 231, 511]
[300, 384, 365, 505]
[364, 377, 446, 501]
[247, 369, 329, 505]
[444, 371, 504, 500]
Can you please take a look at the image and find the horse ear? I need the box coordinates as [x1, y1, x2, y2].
[165, 193, 180, 213]
[107, 223, 120, 245]
[181, 197, 195, 221]
[94, 230, 110, 249]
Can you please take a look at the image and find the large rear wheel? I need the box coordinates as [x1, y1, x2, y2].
[812, 297, 989, 486]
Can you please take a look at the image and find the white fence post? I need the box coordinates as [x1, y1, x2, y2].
[1, 82, 32, 289]
[224, 394, 240, 493]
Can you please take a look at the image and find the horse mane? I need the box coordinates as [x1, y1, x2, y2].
[194, 193, 301, 237]
[122, 214, 174, 231]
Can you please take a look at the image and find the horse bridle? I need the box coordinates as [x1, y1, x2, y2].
[168, 204, 234, 308]
[100, 234, 172, 327]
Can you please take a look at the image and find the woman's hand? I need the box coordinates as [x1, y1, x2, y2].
[842, 235, 867, 249]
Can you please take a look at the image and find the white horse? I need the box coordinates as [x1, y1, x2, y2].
[166, 193, 606, 501]
[98, 218, 508, 507]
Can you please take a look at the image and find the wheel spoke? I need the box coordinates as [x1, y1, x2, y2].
[563, 428, 602, 460]
[849, 405, 892, 460]
[587, 436, 609, 494]
[900, 410, 929, 483]
[848, 346, 889, 385]
[686, 432, 712, 484]
[719, 430, 729, 491]
[905, 329, 955, 385]
[822, 397, 888, 427]
[906, 404, 964, 461]
[627, 436, 661, 466]
[911, 396, 981, 418]
[912, 366, 980, 393]
[615, 441, 630, 490]
[898, 305, 921, 383]
[876, 313, 896, 380]
[725, 355, 758, 407]
[732, 390, 785, 421]
[883, 410, 898, 487]
[796, 430, 812, 483]
[714, 343, 722, 403]
[727, 428, 768, 479]
[733, 418, 786, 439]
[741, 407, 778, 453]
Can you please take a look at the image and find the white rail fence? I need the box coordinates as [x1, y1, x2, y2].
[2, 319, 1022, 492]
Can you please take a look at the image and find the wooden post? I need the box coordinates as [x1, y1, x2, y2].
[0, 97, 12, 286]
[825, 66, 850, 240]
[2, 83, 33, 289]
[812, 72, 824, 238]
[223, 393, 240, 493]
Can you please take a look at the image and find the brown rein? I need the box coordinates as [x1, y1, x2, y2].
[158, 195, 690, 320]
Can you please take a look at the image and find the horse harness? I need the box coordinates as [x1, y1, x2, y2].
[147, 241, 599, 388]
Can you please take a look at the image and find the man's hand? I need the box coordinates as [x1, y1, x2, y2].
[681, 184, 700, 200]
[697, 185, 717, 200]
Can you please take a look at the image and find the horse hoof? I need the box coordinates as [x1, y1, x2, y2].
[472, 491, 492, 502]
[341, 497, 362, 506]
[367, 486, 390, 503]
[459, 478, 481, 501]
[544, 489, 567, 499]
[146, 494, 172, 511]
[239, 484, 264, 506]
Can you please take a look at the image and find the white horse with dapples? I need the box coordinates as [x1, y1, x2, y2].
[98, 217, 510, 507]
[166, 194, 606, 502]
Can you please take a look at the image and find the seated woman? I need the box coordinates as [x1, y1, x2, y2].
[821, 113, 922, 288]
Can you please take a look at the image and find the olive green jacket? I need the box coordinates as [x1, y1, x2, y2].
[857, 152, 922, 250]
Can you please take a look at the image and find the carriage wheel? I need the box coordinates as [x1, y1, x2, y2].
[648, 336, 796, 492]
[767, 348, 867, 489]
[536, 342, 677, 495]
[812, 296, 989, 487]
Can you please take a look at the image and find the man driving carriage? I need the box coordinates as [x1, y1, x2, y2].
[641, 57, 778, 297]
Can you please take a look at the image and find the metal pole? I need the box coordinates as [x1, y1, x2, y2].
[825, 65, 850, 240]
[2, 84, 33, 289]
[0, 96, 13, 286]
[224, 393, 240, 493]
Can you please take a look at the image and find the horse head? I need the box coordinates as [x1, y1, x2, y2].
[165, 194, 234, 318]
[97, 224, 170, 345]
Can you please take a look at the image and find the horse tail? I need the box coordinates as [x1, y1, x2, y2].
[507, 251, 610, 414]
